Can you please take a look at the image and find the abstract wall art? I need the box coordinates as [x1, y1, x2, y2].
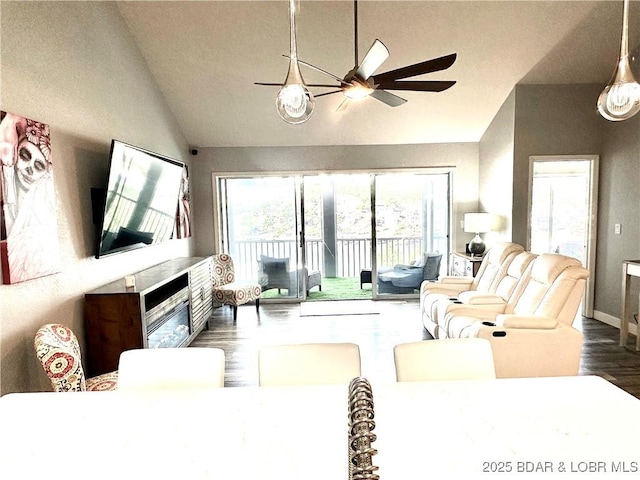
[0, 111, 61, 284]
[175, 164, 191, 239]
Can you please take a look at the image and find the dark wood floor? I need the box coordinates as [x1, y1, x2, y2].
[191, 300, 640, 398]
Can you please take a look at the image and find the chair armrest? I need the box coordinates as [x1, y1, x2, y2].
[457, 292, 506, 305]
[495, 314, 558, 330]
[393, 263, 415, 270]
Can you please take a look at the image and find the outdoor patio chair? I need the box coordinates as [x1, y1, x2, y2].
[258, 255, 321, 295]
[378, 252, 442, 294]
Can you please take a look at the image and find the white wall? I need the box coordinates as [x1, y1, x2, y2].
[190, 143, 480, 257]
[0, 2, 193, 394]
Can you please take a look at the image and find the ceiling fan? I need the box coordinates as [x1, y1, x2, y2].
[256, 0, 457, 111]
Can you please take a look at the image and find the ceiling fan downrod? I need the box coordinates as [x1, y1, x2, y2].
[276, 0, 315, 124]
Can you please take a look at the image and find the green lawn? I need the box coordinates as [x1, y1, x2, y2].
[261, 276, 372, 301]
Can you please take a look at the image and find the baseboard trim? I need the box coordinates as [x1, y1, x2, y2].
[593, 310, 638, 336]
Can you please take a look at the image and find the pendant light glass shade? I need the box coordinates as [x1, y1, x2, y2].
[276, 0, 314, 124]
[597, 0, 640, 121]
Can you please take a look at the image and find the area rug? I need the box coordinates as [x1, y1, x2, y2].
[299, 300, 380, 317]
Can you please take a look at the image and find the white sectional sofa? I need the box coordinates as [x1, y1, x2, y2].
[419, 245, 589, 378]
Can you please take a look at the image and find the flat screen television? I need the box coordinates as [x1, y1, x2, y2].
[94, 140, 185, 258]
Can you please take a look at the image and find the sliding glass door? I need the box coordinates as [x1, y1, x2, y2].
[373, 172, 450, 297]
[215, 170, 451, 302]
[528, 156, 598, 317]
[218, 176, 303, 300]
[302, 174, 373, 300]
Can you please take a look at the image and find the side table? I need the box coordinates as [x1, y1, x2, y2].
[360, 269, 372, 289]
[450, 252, 483, 277]
[621, 260, 640, 350]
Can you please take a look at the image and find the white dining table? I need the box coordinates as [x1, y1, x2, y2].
[0, 375, 638, 479]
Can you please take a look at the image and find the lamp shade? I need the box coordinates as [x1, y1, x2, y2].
[464, 213, 492, 234]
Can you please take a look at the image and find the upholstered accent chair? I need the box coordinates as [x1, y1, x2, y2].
[34, 323, 118, 392]
[258, 342, 361, 387]
[212, 254, 261, 321]
[117, 347, 226, 390]
[393, 338, 496, 382]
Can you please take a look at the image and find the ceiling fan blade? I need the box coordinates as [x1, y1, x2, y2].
[370, 89, 407, 107]
[283, 55, 349, 85]
[307, 84, 345, 88]
[376, 80, 456, 92]
[255, 81, 341, 89]
[373, 53, 457, 83]
[314, 90, 344, 98]
[355, 39, 389, 80]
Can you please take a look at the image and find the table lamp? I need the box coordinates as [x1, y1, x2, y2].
[464, 213, 492, 255]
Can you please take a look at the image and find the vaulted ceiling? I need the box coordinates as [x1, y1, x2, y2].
[116, 1, 640, 147]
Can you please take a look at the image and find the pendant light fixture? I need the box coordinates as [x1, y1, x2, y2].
[276, 0, 315, 124]
[597, 0, 640, 121]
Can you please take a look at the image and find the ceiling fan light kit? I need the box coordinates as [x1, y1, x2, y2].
[261, 0, 456, 124]
[598, 0, 640, 121]
[276, 0, 315, 124]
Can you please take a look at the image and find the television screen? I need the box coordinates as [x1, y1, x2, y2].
[95, 140, 184, 258]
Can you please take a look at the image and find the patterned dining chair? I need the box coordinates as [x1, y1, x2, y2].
[212, 254, 262, 321]
[34, 323, 118, 392]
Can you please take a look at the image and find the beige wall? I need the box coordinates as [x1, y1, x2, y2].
[0, 2, 193, 394]
[478, 89, 515, 246]
[595, 115, 640, 319]
[190, 143, 480, 258]
[512, 84, 605, 247]
[480, 83, 640, 323]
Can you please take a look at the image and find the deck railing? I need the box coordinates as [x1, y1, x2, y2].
[231, 237, 446, 280]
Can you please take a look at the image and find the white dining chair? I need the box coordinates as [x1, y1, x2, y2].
[258, 342, 361, 387]
[393, 338, 496, 382]
[117, 347, 226, 390]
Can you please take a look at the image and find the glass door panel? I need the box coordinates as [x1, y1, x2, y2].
[219, 176, 302, 300]
[302, 174, 372, 300]
[528, 157, 598, 317]
[374, 173, 450, 297]
[530, 161, 589, 263]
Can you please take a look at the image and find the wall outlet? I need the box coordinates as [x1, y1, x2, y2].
[615, 224, 622, 235]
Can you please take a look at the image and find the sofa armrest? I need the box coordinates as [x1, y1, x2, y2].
[441, 305, 502, 320]
[439, 276, 475, 284]
[457, 292, 507, 305]
[474, 322, 583, 378]
[495, 314, 558, 330]
[421, 277, 473, 295]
